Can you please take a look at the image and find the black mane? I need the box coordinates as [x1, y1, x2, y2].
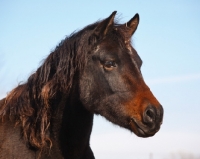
[0, 19, 126, 150]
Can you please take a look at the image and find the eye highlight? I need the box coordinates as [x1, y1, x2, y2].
[103, 61, 116, 70]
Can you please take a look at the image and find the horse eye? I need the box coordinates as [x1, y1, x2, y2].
[103, 61, 116, 69]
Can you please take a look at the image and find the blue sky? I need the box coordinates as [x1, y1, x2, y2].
[1, 1, 200, 158]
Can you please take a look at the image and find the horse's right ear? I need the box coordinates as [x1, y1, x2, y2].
[94, 11, 117, 38]
[123, 13, 139, 40]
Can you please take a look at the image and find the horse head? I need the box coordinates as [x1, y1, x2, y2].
[80, 11, 163, 137]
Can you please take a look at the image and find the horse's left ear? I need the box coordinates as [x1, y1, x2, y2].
[124, 13, 140, 37]
[94, 11, 117, 38]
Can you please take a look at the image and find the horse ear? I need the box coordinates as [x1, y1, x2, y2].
[124, 13, 139, 38]
[94, 11, 117, 38]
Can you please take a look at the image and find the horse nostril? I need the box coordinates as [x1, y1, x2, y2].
[143, 106, 156, 124]
[146, 109, 155, 120]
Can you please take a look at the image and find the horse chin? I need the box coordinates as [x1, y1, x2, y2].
[129, 118, 159, 138]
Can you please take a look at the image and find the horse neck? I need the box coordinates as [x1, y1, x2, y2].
[50, 86, 94, 158]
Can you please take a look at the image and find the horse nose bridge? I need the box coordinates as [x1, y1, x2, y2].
[123, 79, 161, 119]
[139, 82, 160, 107]
[132, 88, 161, 121]
[124, 92, 160, 119]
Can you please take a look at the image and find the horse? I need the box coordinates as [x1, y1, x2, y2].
[0, 11, 163, 159]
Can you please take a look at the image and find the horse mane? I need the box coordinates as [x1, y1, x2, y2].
[0, 19, 127, 150]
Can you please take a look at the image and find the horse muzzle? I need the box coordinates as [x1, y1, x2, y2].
[129, 105, 164, 137]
